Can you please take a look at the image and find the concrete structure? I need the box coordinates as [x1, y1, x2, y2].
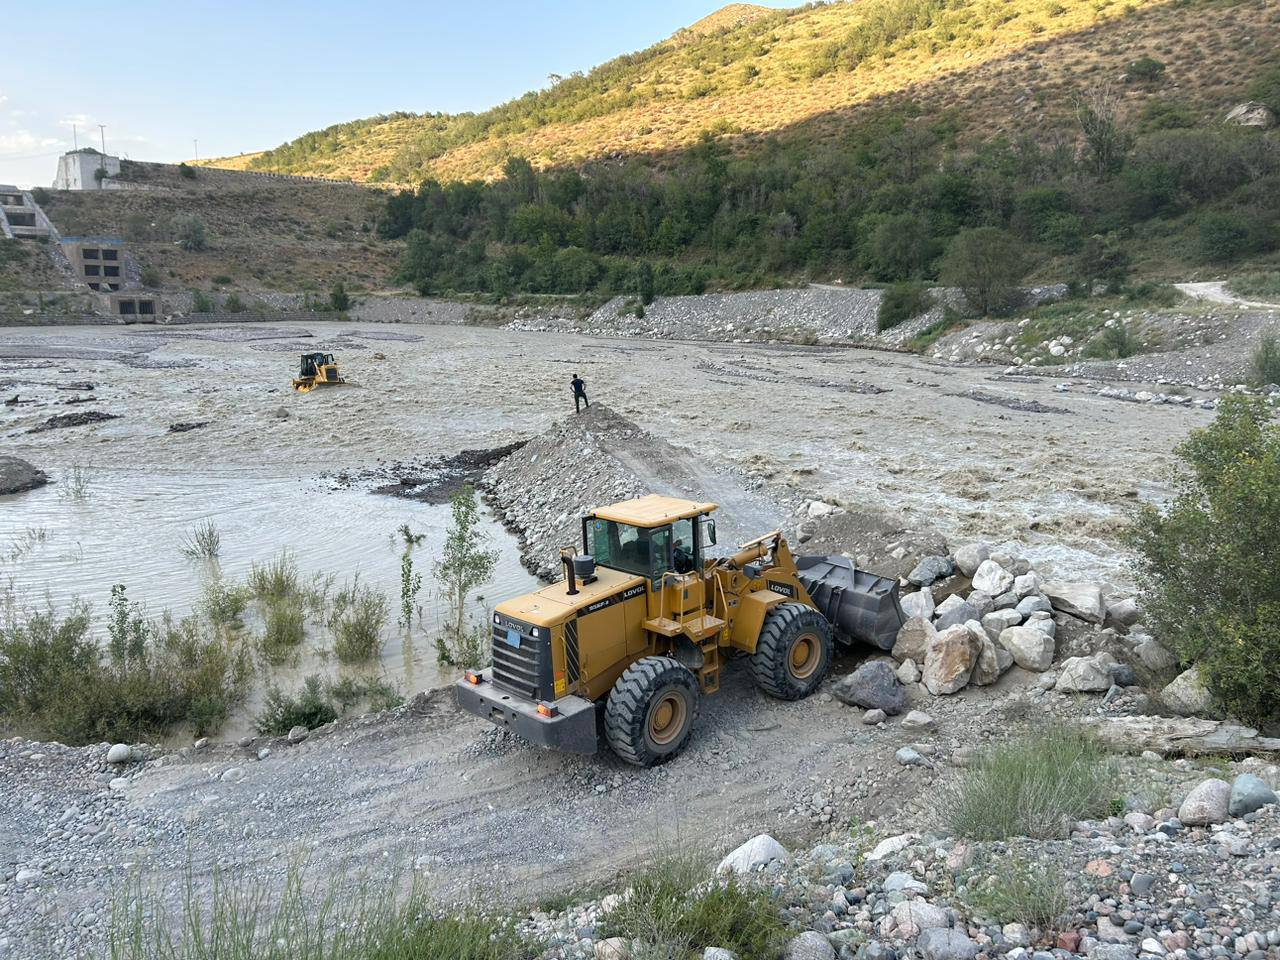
[108, 291, 159, 318]
[53, 149, 123, 190]
[0, 186, 53, 240]
[61, 238, 125, 292]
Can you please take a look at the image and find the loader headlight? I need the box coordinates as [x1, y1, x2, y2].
[464, 670, 481, 685]
[536, 702, 558, 718]
[493, 613, 500, 624]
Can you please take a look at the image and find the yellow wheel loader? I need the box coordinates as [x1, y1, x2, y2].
[292, 352, 346, 393]
[456, 495, 905, 767]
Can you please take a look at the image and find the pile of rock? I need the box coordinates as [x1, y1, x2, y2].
[880, 543, 1152, 699]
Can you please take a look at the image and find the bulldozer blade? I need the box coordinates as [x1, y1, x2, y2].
[795, 554, 905, 650]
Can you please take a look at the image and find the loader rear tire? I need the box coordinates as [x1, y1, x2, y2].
[604, 656, 699, 767]
[751, 603, 833, 700]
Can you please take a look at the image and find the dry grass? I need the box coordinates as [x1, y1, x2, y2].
[202, 0, 1276, 185]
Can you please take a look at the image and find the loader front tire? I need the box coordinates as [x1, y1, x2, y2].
[751, 603, 833, 700]
[604, 656, 699, 767]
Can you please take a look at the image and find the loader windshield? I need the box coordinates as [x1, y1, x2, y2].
[588, 518, 660, 579]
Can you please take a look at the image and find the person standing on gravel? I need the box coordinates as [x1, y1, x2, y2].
[571, 373, 590, 413]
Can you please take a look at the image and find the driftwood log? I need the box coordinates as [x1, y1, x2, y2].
[1085, 715, 1280, 757]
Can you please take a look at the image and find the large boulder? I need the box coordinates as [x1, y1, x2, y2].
[953, 542, 990, 578]
[971, 559, 1014, 597]
[1105, 597, 1141, 630]
[891, 901, 949, 938]
[1225, 101, 1276, 128]
[908, 556, 953, 587]
[1178, 778, 1231, 825]
[1042, 581, 1106, 623]
[718, 834, 789, 874]
[1012, 572, 1041, 600]
[1228, 774, 1278, 817]
[900, 589, 935, 622]
[1159, 666, 1220, 718]
[0, 456, 48, 495]
[923, 624, 978, 696]
[970, 634, 1004, 686]
[893, 617, 937, 663]
[997, 625, 1054, 672]
[933, 596, 979, 631]
[1015, 594, 1052, 617]
[833, 661, 905, 715]
[981, 609, 1022, 639]
[1132, 635, 1178, 674]
[1055, 653, 1117, 693]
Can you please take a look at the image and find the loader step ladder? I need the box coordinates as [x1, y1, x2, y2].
[646, 572, 727, 694]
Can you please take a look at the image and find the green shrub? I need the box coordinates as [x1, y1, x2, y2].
[937, 729, 1114, 839]
[224, 292, 246, 313]
[329, 579, 389, 664]
[172, 214, 207, 252]
[328, 675, 403, 713]
[260, 599, 305, 665]
[190, 290, 214, 313]
[177, 162, 198, 180]
[249, 551, 300, 603]
[108, 863, 525, 960]
[878, 281, 935, 331]
[0, 589, 251, 743]
[255, 675, 338, 734]
[1126, 56, 1166, 83]
[1197, 211, 1258, 262]
[201, 577, 249, 630]
[1124, 281, 1181, 307]
[1084, 321, 1139, 360]
[940, 227, 1028, 317]
[1252, 332, 1280, 388]
[961, 855, 1068, 930]
[139, 266, 162, 289]
[30, 186, 50, 204]
[1126, 397, 1280, 725]
[1138, 98, 1197, 132]
[329, 281, 351, 312]
[1247, 64, 1280, 114]
[598, 852, 786, 959]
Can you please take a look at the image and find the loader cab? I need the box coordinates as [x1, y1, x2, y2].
[582, 496, 718, 586]
[300, 352, 335, 378]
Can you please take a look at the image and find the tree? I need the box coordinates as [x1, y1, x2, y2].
[940, 227, 1027, 317]
[635, 260, 655, 306]
[433, 486, 498, 667]
[1076, 85, 1133, 179]
[171, 214, 207, 252]
[329, 281, 350, 311]
[1126, 397, 1280, 725]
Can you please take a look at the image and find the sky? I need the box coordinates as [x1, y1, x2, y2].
[0, 0, 795, 188]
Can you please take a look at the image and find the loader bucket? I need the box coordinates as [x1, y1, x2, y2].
[795, 554, 906, 651]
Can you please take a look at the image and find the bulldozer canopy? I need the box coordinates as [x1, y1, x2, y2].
[299, 352, 335, 377]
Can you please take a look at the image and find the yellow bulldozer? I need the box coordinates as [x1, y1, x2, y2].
[456, 495, 905, 766]
[292, 352, 346, 393]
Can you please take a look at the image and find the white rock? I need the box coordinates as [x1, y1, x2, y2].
[1160, 666, 1218, 717]
[900, 589, 935, 621]
[109, 777, 130, 791]
[997, 625, 1055, 671]
[923, 624, 978, 696]
[971, 559, 1014, 597]
[866, 833, 915, 861]
[981, 609, 1022, 638]
[892, 900, 950, 937]
[220, 766, 246, 783]
[1042, 581, 1106, 623]
[106, 744, 132, 764]
[893, 617, 937, 663]
[1056, 653, 1117, 693]
[901, 710, 935, 733]
[717, 834, 789, 874]
[1012, 573, 1040, 600]
[596, 938, 630, 960]
[896, 659, 920, 685]
[704, 950, 738, 960]
[953, 543, 991, 577]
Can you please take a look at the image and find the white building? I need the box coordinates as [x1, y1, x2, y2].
[53, 149, 123, 190]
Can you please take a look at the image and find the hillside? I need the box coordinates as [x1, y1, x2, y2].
[201, 0, 1278, 185]
[38, 161, 400, 293]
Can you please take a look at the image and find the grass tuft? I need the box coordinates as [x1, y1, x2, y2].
[598, 852, 786, 960]
[179, 519, 222, 561]
[1251, 331, 1280, 388]
[259, 598, 305, 665]
[936, 729, 1114, 840]
[107, 862, 527, 960]
[961, 854, 1069, 931]
[248, 550, 300, 603]
[329, 577, 389, 664]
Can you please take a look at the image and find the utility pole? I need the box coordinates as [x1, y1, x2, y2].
[72, 123, 78, 150]
[193, 139, 199, 160]
[97, 124, 107, 188]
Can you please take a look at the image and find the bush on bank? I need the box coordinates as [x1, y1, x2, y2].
[1127, 396, 1280, 726]
[0, 585, 252, 744]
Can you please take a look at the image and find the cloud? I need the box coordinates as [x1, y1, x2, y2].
[0, 130, 60, 156]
